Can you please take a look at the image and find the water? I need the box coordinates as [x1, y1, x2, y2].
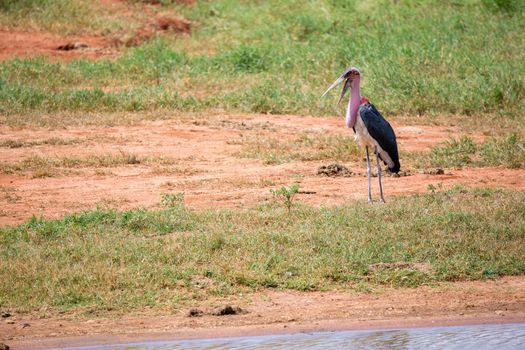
[60, 323, 525, 350]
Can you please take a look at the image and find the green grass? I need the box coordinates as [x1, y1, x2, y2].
[417, 134, 525, 169]
[0, 0, 142, 35]
[0, 0, 524, 124]
[1, 187, 524, 313]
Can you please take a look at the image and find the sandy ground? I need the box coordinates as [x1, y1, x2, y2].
[1, 113, 524, 226]
[2, 276, 524, 349]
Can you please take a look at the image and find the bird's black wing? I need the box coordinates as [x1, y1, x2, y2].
[359, 103, 400, 173]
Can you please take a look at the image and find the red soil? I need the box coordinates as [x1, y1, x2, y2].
[1, 113, 524, 226]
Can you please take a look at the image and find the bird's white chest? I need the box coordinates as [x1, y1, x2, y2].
[353, 115, 378, 149]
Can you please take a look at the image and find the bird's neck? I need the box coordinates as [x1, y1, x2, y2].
[346, 79, 361, 129]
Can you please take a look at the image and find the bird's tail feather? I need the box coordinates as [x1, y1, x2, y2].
[388, 160, 400, 174]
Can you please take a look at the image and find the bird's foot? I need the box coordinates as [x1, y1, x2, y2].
[367, 198, 373, 204]
[379, 199, 385, 204]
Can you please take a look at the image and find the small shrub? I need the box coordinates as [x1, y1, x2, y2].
[270, 184, 300, 213]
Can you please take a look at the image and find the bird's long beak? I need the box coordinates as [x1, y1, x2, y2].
[321, 76, 345, 98]
[336, 78, 351, 106]
[321, 74, 352, 106]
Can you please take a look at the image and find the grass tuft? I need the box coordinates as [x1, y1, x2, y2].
[417, 134, 525, 169]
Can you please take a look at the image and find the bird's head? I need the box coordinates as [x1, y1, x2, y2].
[321, 67, 360, 105]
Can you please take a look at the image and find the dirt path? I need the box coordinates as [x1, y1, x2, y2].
[1, 113, 524, 226]
[3, 276, 525, 349]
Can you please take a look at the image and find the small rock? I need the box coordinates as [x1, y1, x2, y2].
[459, 312, 464, 316]
[495, 310, 505, 316]
[211, 305, 245, 316]
[1, 312, 10, 318]
[5, 320, 14, 325]
[0, 342, 10, 350]
[21, 323, 30, 329]
[188, 308, 204, 317]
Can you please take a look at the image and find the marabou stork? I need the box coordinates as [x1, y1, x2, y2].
[322, 67, 400, 203]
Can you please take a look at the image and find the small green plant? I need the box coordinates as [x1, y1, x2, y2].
[161, 192, 185, 209]
[270, 184, 300, 213]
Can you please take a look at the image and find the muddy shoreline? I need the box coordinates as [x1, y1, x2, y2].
[8, 316, 525, 349]
[3, 276, 525, 349]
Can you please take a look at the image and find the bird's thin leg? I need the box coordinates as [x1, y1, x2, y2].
[376, 150, 385, 203]
[365, 146, 372, 203]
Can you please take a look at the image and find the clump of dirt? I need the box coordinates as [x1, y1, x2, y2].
[422, 168, 445, 175]
[156, 16, 191, 32]
[187, 308, 203, 317]
[56, 42, 89, 51]
[0, 342, 10, 350]
[387, 169, 411, 177]
[187, 305, 245, 317]
[211, 305, 245, 316]
[317, 163, 352, 177]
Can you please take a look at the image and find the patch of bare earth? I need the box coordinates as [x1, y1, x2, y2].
[0, 29, 118, 62]
[1, 113, 525, 225]
[2, 276, 524, 349]
[0, 1, 191, 62]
